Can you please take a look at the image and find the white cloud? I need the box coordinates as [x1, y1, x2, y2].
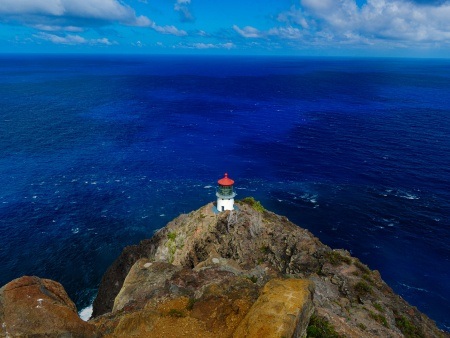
[233, 25, 263, 38]
[151, 23, 187, 36]
[0, 0, 151, 27]
[34, 32, 116, 45]
[233, 0, 450, 50]
[197, 30, 209, 37]
[179, 42, 235, 49]
[277, 6, 309, 29]
[300, 0, 450, 43]
[0, 0, 188, 38]
[268, 27, 303, 39]
[174, 0, 194, 22]
[32, 24, 84, 32]
[234, 24, 302, 40]
[132, 40, 144, 47]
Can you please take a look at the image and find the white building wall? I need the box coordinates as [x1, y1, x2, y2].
[217, 197, 234, 211]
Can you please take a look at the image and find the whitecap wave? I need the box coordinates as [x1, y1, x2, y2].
[79, 304, 93, 321]
[379, 188, 420, 200]
[399, 282, 429, 293]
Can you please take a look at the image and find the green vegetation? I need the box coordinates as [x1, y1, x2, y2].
[395, 315, 424, 338]
[260, 245, 270, 254]
[186, 298, 198, 311]
[166, 231, 178, 263]
[307, 314, 343, 338]
[354, 260, 371, 274]
[373, 302, 384, 312]
[246, 275, 258, 283]
[362, 273, 373, 283]
[240, 197, 265, 213]
[167, 309, 185, 318]
[354, 281, 372, 296]
[357, 323, 367, 331]
[369, 311, 388, 328]
[324, 251, 351, 266]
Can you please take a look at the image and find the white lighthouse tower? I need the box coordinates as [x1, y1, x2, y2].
[216, 173, 236, 212]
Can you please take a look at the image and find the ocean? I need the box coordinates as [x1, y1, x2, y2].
[0, 55, 449, 330]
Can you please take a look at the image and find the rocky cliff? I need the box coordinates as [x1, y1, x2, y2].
[1, 199, 448, 337]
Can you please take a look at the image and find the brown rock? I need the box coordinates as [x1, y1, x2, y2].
[92, 201, 449, 338]
[91, 275, 260, 337]
[92, 235, 164, 317]
[0, 276, 97, 337]
[233, 278, 314, 338]
[113, 260, 181, 312]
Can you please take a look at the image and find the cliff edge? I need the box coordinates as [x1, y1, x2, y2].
[90, 199, 446, 337]
[1, 199, 448, 337]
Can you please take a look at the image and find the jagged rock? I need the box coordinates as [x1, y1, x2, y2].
[91, 268, 261, 337]
[92, 201, 448, 338]
[92, 236, 163, 317]
[113, 260, 182, 312]
[233, 278, 314, 338]
[0, 276, 97, 337]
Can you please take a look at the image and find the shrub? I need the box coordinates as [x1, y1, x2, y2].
[167, 309, 185, 318]
[354, 260, 371, 274]
[354, 281, 372, 296]
[240, 197, 265, 213]
[307, 314, 343, 338]
[362, 273, 373, 283]
[369, 311, 388, 328]
[246, 275, 258, 283]
[324, 251, 351, 266]
[373, 302, 384, 312]
[357, 323, 366, 331]
[395, 315, 423, 338]
[260, 245, 270, 254]
[167, 232, 177, 241]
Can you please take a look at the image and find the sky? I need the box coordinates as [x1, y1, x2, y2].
[1, 0, 450, 57]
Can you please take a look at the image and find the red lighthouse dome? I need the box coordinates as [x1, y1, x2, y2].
[218, 173, 234, 186]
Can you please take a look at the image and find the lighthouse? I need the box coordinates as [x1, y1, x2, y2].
[216, 173, 236, 212]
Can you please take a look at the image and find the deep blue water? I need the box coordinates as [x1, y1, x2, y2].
[0, 55, 449, 330]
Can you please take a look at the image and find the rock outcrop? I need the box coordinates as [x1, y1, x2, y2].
[0, 276, 98, 337]
[1, 199, 448, 338]
[92, 200, 448, 337]
[233, 279, 314, 338]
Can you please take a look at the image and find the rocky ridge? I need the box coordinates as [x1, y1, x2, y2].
[1, 199, 448, 337]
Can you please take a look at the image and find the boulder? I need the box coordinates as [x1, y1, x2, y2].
[233, 278, 314, 338]
[0, 276, 97, 337]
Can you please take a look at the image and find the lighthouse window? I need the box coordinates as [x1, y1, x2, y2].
[218, 186, 233, 196]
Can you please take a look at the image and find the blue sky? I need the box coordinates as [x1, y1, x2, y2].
[1, 0, 450, 56]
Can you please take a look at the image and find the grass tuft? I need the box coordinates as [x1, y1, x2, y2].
[167, 232, 177, 241]
[324, 251, 351, 266]
[395, 315, 424, 338]
[354, 260, 371, 274]
[240, 197, 265, 213]
[307, 314, 343, 338]
[369, 311, 388, 327]
[354, 281, 372, 296]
